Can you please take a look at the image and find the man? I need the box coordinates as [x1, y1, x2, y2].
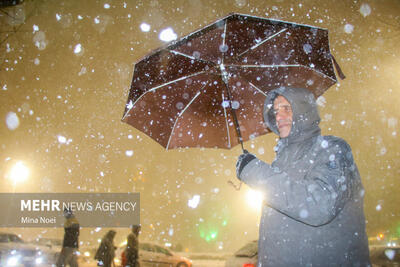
[57, 208, 80, 267]
[236, 87, 370, 266]
[123, 225, 141, 267]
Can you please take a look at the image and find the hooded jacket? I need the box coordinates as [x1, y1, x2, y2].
[95, 230, 117, 267]
[124, 230, 140, 267]
[238, 87, 370, 266]
[62, 216, 80, 248]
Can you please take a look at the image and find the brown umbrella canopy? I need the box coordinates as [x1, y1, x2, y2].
[122, 13, 341, 150]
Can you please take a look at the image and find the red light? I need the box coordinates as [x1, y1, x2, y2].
[243, 264, 255, 267]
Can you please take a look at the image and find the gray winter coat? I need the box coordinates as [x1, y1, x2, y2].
[238, 87, 370, 267]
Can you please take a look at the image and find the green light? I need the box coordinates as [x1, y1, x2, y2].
[199, 231, 205, 238]
[198, 218, 224, 242]
[210, 232, 217, 239]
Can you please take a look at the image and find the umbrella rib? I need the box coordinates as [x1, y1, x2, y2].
[147, 71, 207, 93]
[165, 90, 202, 150]
[170, 50, 197, 60]
[222, 93, 231, 148]
[229, 64, 337, 82]
[222, 20, 228, 65]
[237, 29, 287, 58]
[169, 50, 216, 66]
[122, 99, 138, 121]
[122, 71, 206, 121]
[229, 64, 301, 68]
[233, 13, 328, 31]
[178, 90, 202, 117]
[248, 82, 268, 97]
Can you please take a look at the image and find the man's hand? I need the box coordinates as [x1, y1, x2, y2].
[236, 150, 256, 179]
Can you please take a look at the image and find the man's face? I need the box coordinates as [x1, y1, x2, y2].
[273, 95, 293, 138]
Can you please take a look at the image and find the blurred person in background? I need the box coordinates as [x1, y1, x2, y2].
[57, 208, 80, 267]
[123, 225, 141, 267]
[95, 230, 117, 267]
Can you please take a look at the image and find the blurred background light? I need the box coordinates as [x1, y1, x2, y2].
[8, 161, 29, 184]
[246, 189, 263, 210]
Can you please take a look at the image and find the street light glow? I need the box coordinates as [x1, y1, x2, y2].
[8, 161, 29, 184]
[246, 189, 263, 210]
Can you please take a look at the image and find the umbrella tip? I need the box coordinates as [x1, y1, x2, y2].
[331, 54, 346, 80]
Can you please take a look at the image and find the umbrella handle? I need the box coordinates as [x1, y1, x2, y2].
[228, 98, 245, 152]
[229, 100, 245, 153]
[227, 180, 242, 191]
[238, 135, 245, 152]
[222, 80, 245, 153]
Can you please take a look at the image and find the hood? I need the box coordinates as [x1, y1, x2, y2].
[104, 230, 116, 243]
[264, 87, 321, 144]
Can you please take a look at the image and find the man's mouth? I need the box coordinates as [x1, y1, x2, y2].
[278, 122, 290, 129]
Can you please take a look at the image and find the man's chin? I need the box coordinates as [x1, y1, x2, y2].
[278, 128, 290, 138]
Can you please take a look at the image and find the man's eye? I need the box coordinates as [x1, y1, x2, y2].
[284, 106, 292, 112]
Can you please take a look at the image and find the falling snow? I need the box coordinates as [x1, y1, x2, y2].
[303, 43, 312, 54]
[140, 23, 151, 32]
[33, 31, 48, 50]
[195, 177, 203, 184]
[321, 140, 329, 149]
[316, 96, 326, 107]
[235, 0, 247, 8]
[231, 101, 240, 109]
[299, 209, 309, 219]
[0, 1, 399, 257]
[188, 195, 200, 208]
[219, 44, 229, 53]
[74, 44, 82, 54]
[57, 135, 67, 144]
[159, 27, 177, 42]
[359, 3, 372, 17]
[344, 24, 354, 34]
[221, 100, 230, 108]
[175, 102, 184, 110]
[33, 24, 39, 33]
[6, 112, 20, 130]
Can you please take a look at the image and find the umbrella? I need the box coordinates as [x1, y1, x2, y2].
[122, 13, 344, 151]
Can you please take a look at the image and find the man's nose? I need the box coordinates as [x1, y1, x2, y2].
[275, 108, 291, 120]
[276, 111, 284, 121]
